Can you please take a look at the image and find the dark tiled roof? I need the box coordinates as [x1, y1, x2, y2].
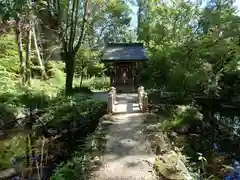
[101, 43, 147, 62]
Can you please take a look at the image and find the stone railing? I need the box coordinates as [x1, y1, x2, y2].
[108, 87, 116, 113]
[138, 86, 148, 112]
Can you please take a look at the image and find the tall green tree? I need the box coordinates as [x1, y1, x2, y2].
[0, 0, 33, 85]
[138, 0, 240, 97]
[47, 0, 131, 93]
[47, 0, 89, 94]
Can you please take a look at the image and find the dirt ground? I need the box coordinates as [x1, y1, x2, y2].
[89, 93, 158, 180]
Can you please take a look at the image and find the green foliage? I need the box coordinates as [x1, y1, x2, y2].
[0, 34, 20, 92]
[85, 0, 132, 44]
[34, 95, 107, 135]
[50, 150, 88, 180]
[0, 133, 27, 170]
[0, 89, 50, 108]
[81, 76, 110, 91]
[45, 61, 65, 78]
[75, 48, 105, 78]
[45, 97, 107, 180]
[139, 0, 240, 98]
[172, 107, 203, 129]
[160, 106, 203, 132]
[0, 35, 19, 73]
[0, 89, 107, 170]
[0, 0, 29, 20]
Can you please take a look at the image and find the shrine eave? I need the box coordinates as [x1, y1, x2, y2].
[101, 43, 148, 63]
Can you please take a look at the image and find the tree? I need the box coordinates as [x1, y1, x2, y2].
[0, 0, 50, 85]
[85, 0, 131, 46]
[0, 0, 33, 85]
[137, 0, 240, 98]
[47, 0, 131, 93]
[77, 0, 131, 86]
[47, 0, 89, 94]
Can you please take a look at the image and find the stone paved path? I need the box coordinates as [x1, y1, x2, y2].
[90, 94, 157, 180]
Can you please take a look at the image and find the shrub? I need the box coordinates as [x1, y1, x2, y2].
[0, 89, 50, 109]
[33, 96, 107, 136]
[0, 92, 107, 174]
[49, 98, 107, 180]
[50, 151, 87, 180]
[170, 107, 203, 133]
[81, 76, 110, 91]
[50, 135, 95, 180]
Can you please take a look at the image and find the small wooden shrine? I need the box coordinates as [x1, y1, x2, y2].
[101, 43, 147, 92]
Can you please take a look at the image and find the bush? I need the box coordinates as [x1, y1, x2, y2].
[81, 76, 110, 91]
[45, 61, 65, 78]
[0, 89, 50, 109]
[48, 97, 107, 180]
[167, 106, 204, 135]
[0, 91, 107, 174]
[50, 151, 88, 180]
[50, 135, 95, 180]
[33, 95, 107, 136]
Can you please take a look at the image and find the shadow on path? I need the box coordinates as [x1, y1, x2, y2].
[89, 94, 157, 180]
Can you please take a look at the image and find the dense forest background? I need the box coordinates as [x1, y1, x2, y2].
[0, 0, 239, 179]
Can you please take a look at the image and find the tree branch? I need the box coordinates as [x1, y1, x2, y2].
[69, 0, 77, 52]
[73, 0, 89, 54]
[72, 0, 80, 48]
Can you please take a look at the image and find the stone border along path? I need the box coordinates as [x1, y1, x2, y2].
[89, 93, 158, 180]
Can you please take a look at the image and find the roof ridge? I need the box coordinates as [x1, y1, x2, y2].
[101, 42, 147, 62]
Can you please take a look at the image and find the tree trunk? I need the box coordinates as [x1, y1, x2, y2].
[79, 59, 84, 87]
[26, 28, 32, 86]
[61, 0, 89, 95]
[137, 0, 143, 40]
[76, 0, 89, 87]
[73, 0, 89, 54]
[32, 24, 48, 79]
[65, 52, 75, 95]
[15, 16, 26, 85]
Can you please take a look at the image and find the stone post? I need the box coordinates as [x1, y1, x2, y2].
[143, 92, 148, 112]
[138, 86, 144, 94]
[110, 87, 116, 103]
[138, 86, 144, 104]
[137, 87, 141, 104]
[108, 92, 114, 113]
[139, 91, 144, 111]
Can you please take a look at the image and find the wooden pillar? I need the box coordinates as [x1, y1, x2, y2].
[136, 62, 140, 88]
[113, 64, 115, 87]
[133, 62, 138, 90]
[110, 63, 117, 87]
